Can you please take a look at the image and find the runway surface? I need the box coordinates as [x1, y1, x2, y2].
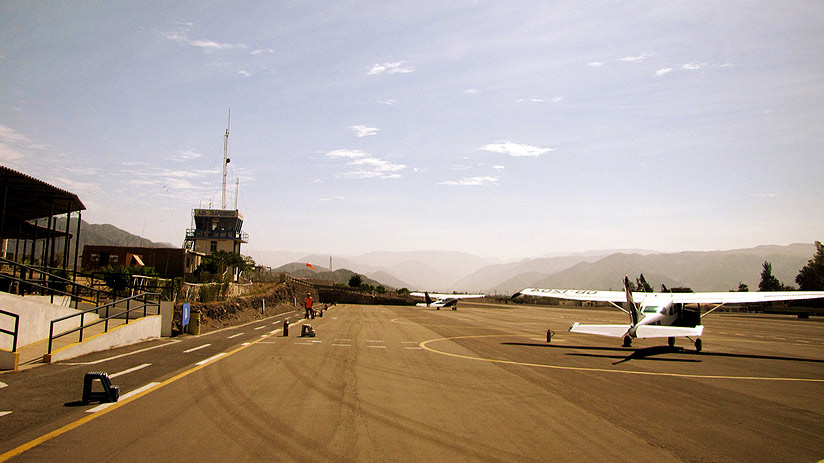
[1, 302, 822, 462]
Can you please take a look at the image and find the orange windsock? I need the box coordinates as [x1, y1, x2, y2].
[306, 263, 316, 270]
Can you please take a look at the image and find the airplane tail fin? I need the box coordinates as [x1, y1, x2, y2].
[425, 292, 432, 306]
[624, 275, 640, 326]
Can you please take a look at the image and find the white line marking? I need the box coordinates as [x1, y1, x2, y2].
[196, 353, 226, 366]
[401, 341, 418, 344]
[404, 347, 423, 350]
[254, 325, 266, 330]
[332, 344, 351, 347]
[227, 333, 244, 339]
[367, 346, 387, 349]
[86, 382, 161, 413]
[242, 342, 250, 346]
[109, 363, 151, 379]
[183, 343, 211, 353]
[269, 329, 281, 334]
[0, 411, 11, 418]
[366, 340, 384, 343]
[62, 340, 181, 366]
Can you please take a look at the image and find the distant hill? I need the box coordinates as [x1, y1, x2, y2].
[268, 263, 392, 289]
[492, 243, 817, 294]
[249, 244, 820, 294]
[7, 218, 174, 265]
[79, 221, 174, 249]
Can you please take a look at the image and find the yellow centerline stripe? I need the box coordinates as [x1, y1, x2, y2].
[419, 335, 824, 383]
[0, 320, 303, 462]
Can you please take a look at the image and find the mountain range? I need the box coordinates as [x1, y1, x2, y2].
[250, 243, 818, 294]
[55, 221, 816, 295]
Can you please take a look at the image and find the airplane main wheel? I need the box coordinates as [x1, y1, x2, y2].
[668, 337, 676, 348]
[622, 336, 632, 347]
[695, 338, 702, 352]
[436, 307, 440, 310]
[452, 307, 457, 311]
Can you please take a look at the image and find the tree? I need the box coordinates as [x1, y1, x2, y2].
[759, 261, 785, 291]
[736, 282, 749, 292]
[796, 241, 824, 291]
[636, 274, 653, 292]
[348, 274, 363, 288]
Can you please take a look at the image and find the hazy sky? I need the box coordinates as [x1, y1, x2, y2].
[1, 1, 822, 260]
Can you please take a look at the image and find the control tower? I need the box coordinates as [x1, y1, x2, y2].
[184, 209, 248, 255]
[183, 110, 249, 256]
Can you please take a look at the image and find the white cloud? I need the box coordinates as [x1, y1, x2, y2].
[479, 141, 554, 157]
[586, 61, 603, 67]
[517, 97, 544, 103]
[681, 62, 706, 70]
[325, 149, 406, 179]
[379, 99, 397, 105]
[161, 29, 245, 51]
[0, 124, 32, 143]
[171, 150, 202, 162]
[238, 70, 252, 77]
[492, 165, 505, 171]
[618, 52, 654, 62]
[367, 61, 414, 75]
[0, 124, 50, 161]
[0, 142, 25, 161]
[326, 149, 369, 159]
[655, 68, 673, 76]
[465, 88, 479, 94]
[551, 97, 563, 103]
[349, 125, 379, 137]
[250, 48, 274, 55]
[439, 176, 499, 186]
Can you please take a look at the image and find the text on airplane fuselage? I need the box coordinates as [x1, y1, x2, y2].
[531, 289, 600, 295]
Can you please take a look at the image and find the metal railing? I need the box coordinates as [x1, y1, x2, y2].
[47, 292, 160, 355]
[0, 256, 113, 308]
[0, 310, 20, 352]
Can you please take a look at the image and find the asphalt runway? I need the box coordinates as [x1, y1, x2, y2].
[1, 302, 822, 462]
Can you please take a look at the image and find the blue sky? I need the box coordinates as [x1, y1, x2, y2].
[1, 2, 822, 260]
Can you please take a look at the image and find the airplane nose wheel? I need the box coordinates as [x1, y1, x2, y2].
[668, 337, 675, 348]
[694, 338, 702, 352]
[622, 336, 632, 347]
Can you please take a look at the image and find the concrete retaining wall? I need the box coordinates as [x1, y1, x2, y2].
[44, 315, 161, 363]
[0, 292, 99, 351]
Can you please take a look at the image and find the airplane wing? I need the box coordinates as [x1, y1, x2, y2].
[516, 288, 628, 303]
[410, 292, 484, 299]
[569, 323, 704, 339]
[671, 291, 824, 304]
[634, 325, 704, 338]
[569, 323, 631, 337]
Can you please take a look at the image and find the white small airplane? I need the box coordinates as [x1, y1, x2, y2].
[514, 276, 824, 351]
[410, 292, 485, 310]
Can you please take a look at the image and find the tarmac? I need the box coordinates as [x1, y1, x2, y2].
[1, 302, 822, 462]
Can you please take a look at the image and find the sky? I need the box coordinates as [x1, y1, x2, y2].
[1, 1, 822, 261]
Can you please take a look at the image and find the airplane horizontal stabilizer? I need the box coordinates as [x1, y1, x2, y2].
[569, 323, 631, 338]
[634, 325, 704, 339]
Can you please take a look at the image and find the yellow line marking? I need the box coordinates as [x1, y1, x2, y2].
[419, 335, 824, 383]
[0, 329, 280, 461]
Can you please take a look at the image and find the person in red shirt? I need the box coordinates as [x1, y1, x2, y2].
[304, 293, 314, 319]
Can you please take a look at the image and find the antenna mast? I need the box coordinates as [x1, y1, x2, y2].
[234, 178, 240, 209]
[221, 108, 231, 209]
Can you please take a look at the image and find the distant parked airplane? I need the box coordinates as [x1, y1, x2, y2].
[411, 292, 485, 310]
[514, 276, 824, 351]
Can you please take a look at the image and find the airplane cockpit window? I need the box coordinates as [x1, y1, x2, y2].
[642, 306, 661, 314]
